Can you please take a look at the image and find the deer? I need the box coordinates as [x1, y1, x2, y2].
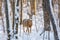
[22, 19, 32, 33]
[20, 0, 38, 34]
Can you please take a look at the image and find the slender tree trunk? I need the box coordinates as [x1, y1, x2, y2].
[20, 0, 22, 24]
[16, 0, 19, 6]
[10, 0, 15, 37]
[42, 0, 59, 40]
[44, 4, 50, 31]
[5, 0, 10, 40]
[19, 0, 22, 36]
[52, 0, 57, 10]
[58, 0, 60, 27]
[12, 0, 15, 35]
[14, 0, 19, 39]
[43, 0, 50, 40]
[2, 17, 5, 33]
[0, 0, 2, 16]
[0, 0, 5, 33]
[30, 0, 36, 15]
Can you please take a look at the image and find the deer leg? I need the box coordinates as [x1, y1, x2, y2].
[26, 28, 28, 32]
[30, 27, 31, 33]
[26, 28, 27, 32]
[27, 27, 29, 33]
[23, 27, 25, 32]
[26, 26, 28, 32]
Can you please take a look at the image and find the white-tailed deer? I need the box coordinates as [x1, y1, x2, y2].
[20, 0, 37, 33]
[22, 19, 32, 33]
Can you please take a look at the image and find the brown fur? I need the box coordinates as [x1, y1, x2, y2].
[22, 19, 32, 33]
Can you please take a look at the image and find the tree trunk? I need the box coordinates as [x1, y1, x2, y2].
[14, 0, 19, 39]
[0, 0, 5, 33]
[58, 0, 60, 27]
[0, 0, 2, 16]
[20, 0, 22, 24]
[42, 0, 59, 40]
[30, 0, 36, 15]
[10, 0, 15, 37]
[5, 0, 10, 40]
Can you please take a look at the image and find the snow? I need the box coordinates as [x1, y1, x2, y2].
[0, 0, 60, 40]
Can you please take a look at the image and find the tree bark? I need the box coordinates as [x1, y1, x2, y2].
[0, 0, 5, 33]
[5, 0, 10, 40]
[58, 0, 60, 27]
[10, 0, 15, 37]
[42, 0, 59, 40]
[14, 0, 19, 39]
[20, 0, 22, 24]
[30, 0, 36, 15]
[0, 0, 2, 16]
